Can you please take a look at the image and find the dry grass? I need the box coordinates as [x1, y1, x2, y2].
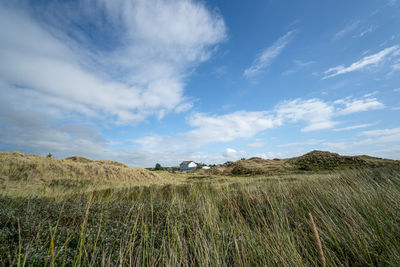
[1, 151, 400, 266]
[211, 150, 400, 175]
[0, 152, 186, 198]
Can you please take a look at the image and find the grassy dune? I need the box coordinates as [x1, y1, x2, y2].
[1, 152, 400, 266]
[0, 152, 185, 198]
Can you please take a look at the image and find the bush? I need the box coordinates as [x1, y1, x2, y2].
[155, 163, 163, 170]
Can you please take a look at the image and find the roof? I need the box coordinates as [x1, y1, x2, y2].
[180, 161, 196, 166]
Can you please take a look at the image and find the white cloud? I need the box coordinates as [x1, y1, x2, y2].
[323, 142, 348, 150]
[333, 123, 374, 131]
[282, 60, 315, 76]
[391, 63, 400, 74]
[275, 95, 383, 132]
[223, 148, 246, 159]
[244, 31, 294, 78]
[279, 139, 325, 147]
[185, 111, 281, 144]
[0, 1, 225, 124]
[360, 128, 400, 136]
[335, 97, 384, 115]
[323, 46, 400, 79]
[174, 102, 194, 113]
[354, 132, 400, 147]
[334, 20, 360, 40]
[275, 98, 336, 132]
[184, 95, 384, 145]
[254, 151, 294, 159]
[354, 25, 377, 38]
[371, 145, 400, 159]
[247, 142, 266, 148]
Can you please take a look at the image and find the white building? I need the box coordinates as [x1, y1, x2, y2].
[179, 161, 197, 171]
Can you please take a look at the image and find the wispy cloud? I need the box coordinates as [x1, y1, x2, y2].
[247, 142, 266, 148]
[360, 128, 400, 136]
[333, 123, 374, 131]
[334, 20, 360, 40]
[244, 31, 294, 78]
[282, 60, 315, 75]
[354, 128, 400, 150]
[0, 1, 226, 124]
[279, 139, 324, 147]
[354, 25, 377, 38]
[323, 46, 400, 79]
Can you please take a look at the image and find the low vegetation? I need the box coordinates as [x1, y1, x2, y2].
[212, 150, 399, 175]
[0, 152, 181, 198]
[1, 151, 400, 266]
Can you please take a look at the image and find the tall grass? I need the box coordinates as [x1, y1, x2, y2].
[1, 167, 400, 266]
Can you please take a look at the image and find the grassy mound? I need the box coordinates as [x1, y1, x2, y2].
[0, 152, 162, 197]
[287, 150, 366, 170]
[230, 157, 286, 175]
[287, 150, 399, 171]
[214, 150, 399, 175]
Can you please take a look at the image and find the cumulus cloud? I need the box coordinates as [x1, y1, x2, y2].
[0, 97, 109, 160]
[222, 148, 246, 159]
[244, 31, 294, 78]
[0, 1, 226, 124]
[335, 97, 384, 115]
[184, 95, 384, 144]
[323, 46, 400, 79]
[275, 98, 336, 132]
[185, 111, 281, 144]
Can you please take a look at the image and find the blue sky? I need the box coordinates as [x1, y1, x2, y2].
[0, 0, 399, 167]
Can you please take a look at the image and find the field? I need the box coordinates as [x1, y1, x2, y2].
[1, 151, 400, 266]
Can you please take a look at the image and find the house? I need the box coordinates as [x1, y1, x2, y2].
[179, 161, 197, 171]
[202, 166, 210, 170]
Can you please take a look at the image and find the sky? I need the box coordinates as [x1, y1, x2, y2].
[0, 0, 399, 167]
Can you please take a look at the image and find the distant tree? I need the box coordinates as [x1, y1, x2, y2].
[155, 163, 163, 170]
[196, 162, 206, 169]
[240, 157, 246, 160]
[47, 153, 52, 158]
[171, 166, 179, 172]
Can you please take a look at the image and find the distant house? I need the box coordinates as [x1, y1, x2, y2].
[202, 166, 210, 170]
[179, 161, 197, 171]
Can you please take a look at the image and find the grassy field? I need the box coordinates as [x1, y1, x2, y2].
[1, 151, 400, 266]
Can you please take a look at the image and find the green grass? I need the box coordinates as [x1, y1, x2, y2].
[1, 165, 400, 266]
